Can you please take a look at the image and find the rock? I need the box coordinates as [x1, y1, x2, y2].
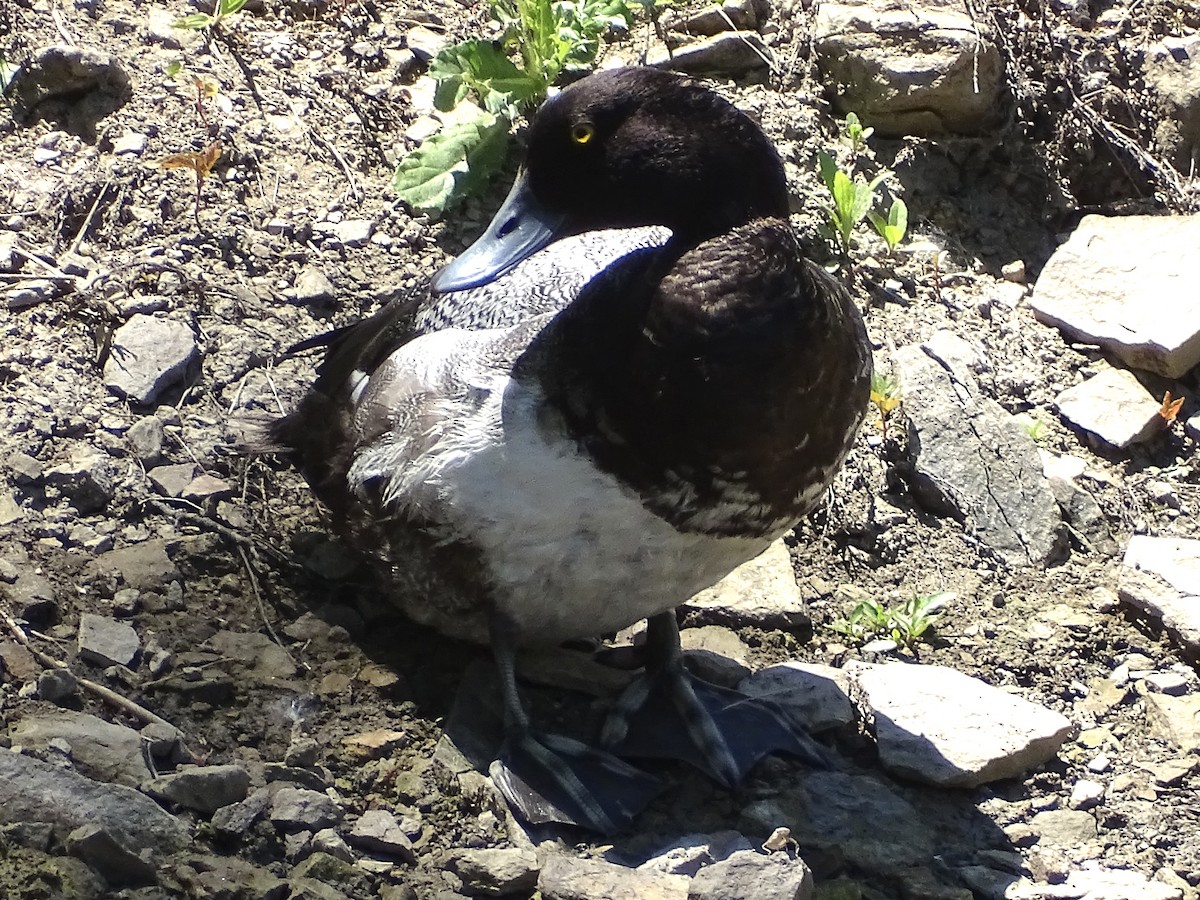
[666, 0, 756, 36]
[77, 612, 140, 668]
[1031, 214, 1200, 379]
[1143, 691, 1200, 752]
[311, 828, 354, 862]
[87, 540, 178, 592]
[207, 630, 298, 682]
[538, 853, 689, 900]
[1054, 366, 1164, 450]
[689, 849, 814, 900]
[855, 663, 1076, 787]
[65, 823, 157, 885]
[125, 416, 165, 464]
[147, 463, 199, 497]
[1142, 672, 1190, 696]
[1046, 474, 1118, 556]
[146, 764, 251, 813]
[683, 541, 810, 631]
[0, 750, 189, 854]
[103, 314, 199, 405]
[293, 266, 335, 303]
[681, 625, 752, 686]
[3, 570, 59, 627]
[737, 663, 855, 733]
[270, 787, 343, 831]
[1119, 536, 1200, 655]
[11, 45, 131, 136]
[341, 729, 408, 759]
[444, 847, 539, 896]
[638, 831, 754, 877]
[894, 337, 1063, 566]
[0, 490, 22, 525]
[406, 25, 449, 62]
[36, 667, 80, 702]
[9, 709, 149, 786]
[347, 809, 416, 862]
[1029, 809, 1098, 847]
[813, 0, 1003, 135]
[647, 32, 771, 76]
[1053, 863, 1185, 900]
[211, 788, 271, 839]
[1069, 779, 1105, 810]
[7, 450, 44, 484]
[1142, 35, 1200, 176]
[0, 639, 39, 680]
[43, 446, 116, 514]
[182, 473, 233, 502]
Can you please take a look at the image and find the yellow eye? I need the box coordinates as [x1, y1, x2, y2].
[570, 122, 594, 145]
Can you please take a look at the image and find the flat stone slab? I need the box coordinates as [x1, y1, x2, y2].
[894, 335, 1063, 566]
[1031, 214, 1200, 378]
[1055, 366, 1164, 449]
[1119, 535, 1200, 655]
[854, 663, 1077, 787]
[103, 314, 199, 405]
[77, 612, 140, 668]
[738, 662, 855, 733]
[9, 709, 149, 787]
[683, 540, 810, 631]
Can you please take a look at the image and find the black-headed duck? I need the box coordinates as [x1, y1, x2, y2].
[271, 66, 873, 833]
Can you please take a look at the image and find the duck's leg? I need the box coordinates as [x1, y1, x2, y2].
[486, 619, 661, 833]
[601, 611, 830, 786]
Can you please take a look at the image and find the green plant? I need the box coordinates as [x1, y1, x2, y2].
[870, 370, 901, 442]
[393, 0, 634, 215]
[817, 150, 887, 256]
[1013, 412, 1047, 442]
[842, 111, 873, 154]
[166, 61, 220, 129]
[174, 0, 248, 30]
[830, 592, 955, 652]
[868, 197, 908, 254]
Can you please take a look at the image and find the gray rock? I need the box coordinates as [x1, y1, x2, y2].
[44, 446, 116, 514]
[87, 540, 179, 592]
[103, 314, 199, 405]
[270, 786, 343, 831]
[1046, 474, 1118, 556]
[683, 541, 810, 631]
[211, 788, 271, 839]
[311, 827, 354, 862]
[147, 764, 251, 813]
[147, 463, 198, 497]
[66, 823, 157, 885]
[7, 449, 44, 484]
[9, 709, 149, 786]
[444, 847, 539, 896]
[894, 337, 1063, 566]
[538, 853, 689, 900]
[647, 31, 771, 76]
[638, 831, 755, 877]
[406, 25, 449, 62]
[77, 612, 140, 668]
[0, 749, 189, 853]
[1032, 214, 1200, 379]
[1069, 778, 1105, 811]
[1119, 536, 1200, 655]
[1055, 367, 1164, 450]
[126, 416, 165, 464]
[738, 662, 855, 733]
[0, 490, 23, 525]
[681, 625, 752, 687]
[207, 630, 298, 682]
[1143, 692, 1200, 752]
[347, 808, 416, 863]
[11, 45, 131, 135]
[813, 0, 1003, 135]
[36, 668, 80, 702]
[1053, 864, 1184, 900]
[4, 570, 59, 627]
[293, 266, 335, 303]
[1142, 672, 1190, 696]
[1029, 809, 1097, 847]
[855, 663, 1076, 787]
[689, 849, 814, 900]
[666, 0, 756, 36]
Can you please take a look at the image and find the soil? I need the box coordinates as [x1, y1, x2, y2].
[1, 0, 1199, 898]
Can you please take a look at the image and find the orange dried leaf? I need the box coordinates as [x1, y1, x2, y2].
[1158, 391, 1184, 423]
[158, 141, 222, 178]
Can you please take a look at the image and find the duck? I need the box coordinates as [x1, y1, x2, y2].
[270, 66, 873, 833]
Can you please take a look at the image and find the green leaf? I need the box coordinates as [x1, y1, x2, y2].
[430, 41, 545, 119]
[218, 0, 249, 15]
[392, 106, 512, 216]
[817, 150, 838, 193]
[174, 13, 215, 29]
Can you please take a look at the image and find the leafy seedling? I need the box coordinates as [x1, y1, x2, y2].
[1158, 391, 1185, 425]
[393, 0, 634, 215]
[159, 141, 221, 223]
[817, 150, 887, 257]
[870, 370, 901, 442]
[842, 112, 873, 154]
[175, 0, 248, 30]
[1014, 412, 1047, 442]
[830, 592, 955, 653]
[868, 197, 908, 254]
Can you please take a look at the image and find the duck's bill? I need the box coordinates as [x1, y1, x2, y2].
[431, 171, 567, 294]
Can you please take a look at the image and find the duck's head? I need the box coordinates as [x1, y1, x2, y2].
[432, 67, 789, 293]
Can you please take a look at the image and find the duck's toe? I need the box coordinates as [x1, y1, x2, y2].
[490, 730, 662, 833]
[600, 667, 832, 787]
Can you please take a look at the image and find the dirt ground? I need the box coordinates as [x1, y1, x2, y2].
[1, 0, 1199, 897]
